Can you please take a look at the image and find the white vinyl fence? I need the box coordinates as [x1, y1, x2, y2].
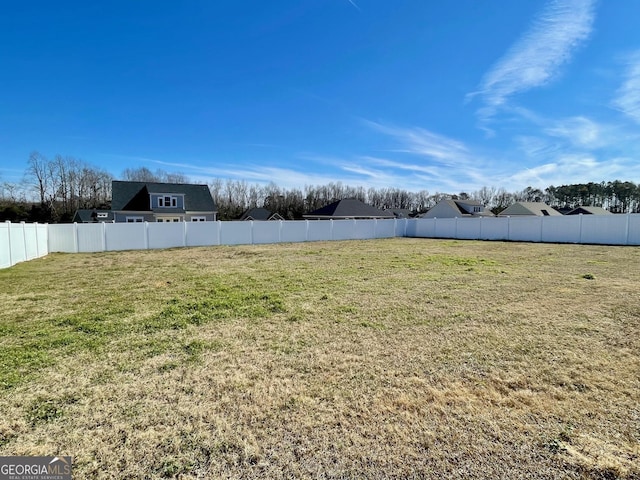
[0, 222, 48, 269]
[406, 214, 640, 245]
[2, 215, 639, 268]
[47, 219, 406, 253]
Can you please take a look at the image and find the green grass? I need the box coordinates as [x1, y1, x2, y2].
[0, 239, 639, 479]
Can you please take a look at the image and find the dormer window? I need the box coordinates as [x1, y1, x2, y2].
[158, 195, 178, 208]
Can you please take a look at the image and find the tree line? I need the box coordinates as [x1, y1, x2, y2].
[2, 153, 640, 222]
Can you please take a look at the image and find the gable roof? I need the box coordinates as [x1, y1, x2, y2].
[498, 202, 561, 216]
[112, 181, 217, 212]
[72, 209, 114, 223]
[421, 199, 493, 218]
[567, 206, 612, 215]
[303, 198, 394, 219]
[384, 208, 413, 218]
[239, 208, 283, 221]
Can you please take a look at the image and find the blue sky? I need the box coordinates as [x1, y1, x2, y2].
[2, 0, 640, 194]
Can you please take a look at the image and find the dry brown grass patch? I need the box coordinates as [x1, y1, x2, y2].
[0, 239, 638, 478]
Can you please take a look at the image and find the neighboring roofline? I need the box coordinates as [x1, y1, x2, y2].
[302, 215, 394, 219]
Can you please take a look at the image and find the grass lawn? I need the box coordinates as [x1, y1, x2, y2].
[0, 238, 638, 479]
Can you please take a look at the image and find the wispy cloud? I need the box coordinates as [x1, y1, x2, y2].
[543, 116, 603, 148]
[346, 0, 361, 11]
[504, 153, 639, 188]
[361, 121, 501, 191]
[612, 51, 640, 123]
[470, 0, 596, 123]
[365, 121, 472, 167]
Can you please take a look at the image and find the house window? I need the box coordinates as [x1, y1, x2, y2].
[97, 212, 109, 218]
[126, 216, 144, 223]
[191, 216, 207, 222]
[157, 217, 182, 222]
[158, 195, 178, 208]
[541, 209, 550, 216]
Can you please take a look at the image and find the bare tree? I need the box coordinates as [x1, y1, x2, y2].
[25, 151, 52, 206]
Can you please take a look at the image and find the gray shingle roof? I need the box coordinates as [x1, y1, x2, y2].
[304, 199, 394, 219]
[72, 209, 115, 223]
[498, 202, 561, 216]
[112, 181, 216, 212]
[239, 208, 273, 221]
[567, 206, 612, 215]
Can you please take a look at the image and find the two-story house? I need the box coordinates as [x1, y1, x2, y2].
[111, 181, 217, 223]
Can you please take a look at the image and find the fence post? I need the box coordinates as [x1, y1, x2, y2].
[578, 214, 583, 244]
[278, 220, 283, 243]
[6, 221, 13, 267]
[144, 222, 149, 250]
[250, 220, 254, 245]
[102, 221, 107, 251]
[217, 220, 222, 245]
[34, 222, 40, 258]
[21, 222, 28, 260]
[305, 220, 309, 242]
[73, 223, 79, 253]
[626, 213, 631, 245]
[183, 221, 188, 247]
[540, 216, 544, 242]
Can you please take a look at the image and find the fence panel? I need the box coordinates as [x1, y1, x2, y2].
[251, 221, 281, 244]
[376, 219, 399, 238]
[353, 219, 377, 239]
[307, 221, 333, 242]
[507, 217, 542, 242]
[332, 220, 357, 241]
[148, 222, 185, 249]
[433, 218, 457, 238]
[219, 221, 253, 245]
[37, 224, 48, 257]
[455, 219, 482, 240]
[580, 214, 629, 245]
[0, 223, 11, 268]
[76, 223, 106, 252]
[48, 224, 77, 253]
[280, 220, 308, 243]
[23, 223, 40, 260]
[0, 222, 49, 268]
[479, 217, 509, 240]
[542, 215, 581, 244]
[105, 223, 147, 251]
[8, 224, 27, 264]
[406, 219, 432, 238]
[186, 222, 220, 247]
[627, 215, 640, 245]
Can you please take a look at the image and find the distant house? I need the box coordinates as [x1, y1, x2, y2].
[111, 181, 217, 223]
[239, 208, 284, 221]
[303, 198, 395, 220]
[72, 209, 114, 223]
[498, 202, 561, 217]
[420, 199, 493, 218]
[567, 206, 612, 215]
[384, 208, 413, 219]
